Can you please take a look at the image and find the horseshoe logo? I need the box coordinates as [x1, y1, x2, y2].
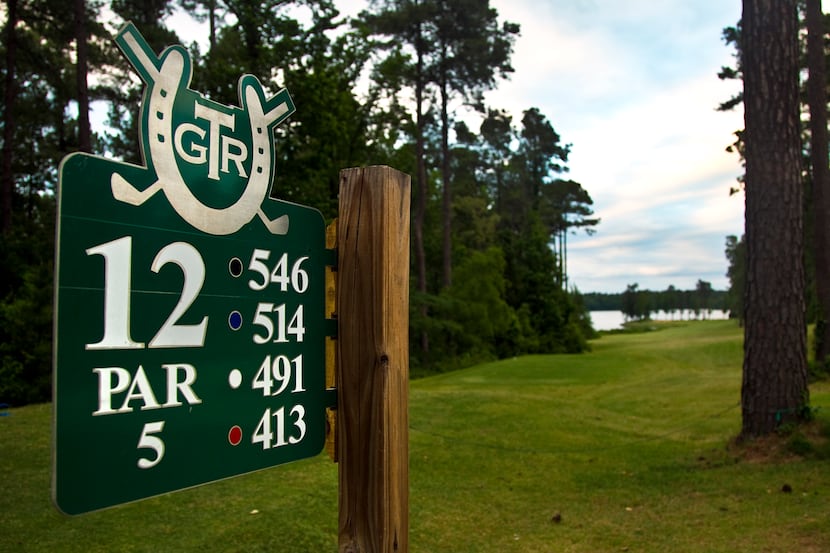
[110, 23, 295, 236]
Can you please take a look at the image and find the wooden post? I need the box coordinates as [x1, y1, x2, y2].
[337, 166, 410, 553]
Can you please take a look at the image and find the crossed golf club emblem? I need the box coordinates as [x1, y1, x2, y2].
[111, 23, 295, 236]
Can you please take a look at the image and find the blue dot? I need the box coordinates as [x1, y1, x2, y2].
[228, 311, 243, 331]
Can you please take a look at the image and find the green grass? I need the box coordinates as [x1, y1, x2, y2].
[2, 320, 829, 552]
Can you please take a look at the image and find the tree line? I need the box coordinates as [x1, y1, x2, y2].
[583, 282, 728, 321]
[0, 0, 599, 405]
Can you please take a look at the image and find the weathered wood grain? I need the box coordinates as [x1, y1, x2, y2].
[337, 166, 410, 553]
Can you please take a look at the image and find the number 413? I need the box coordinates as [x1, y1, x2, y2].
[253, 406, 306, 449]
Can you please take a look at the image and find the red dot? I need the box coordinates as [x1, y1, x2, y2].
[228, 425, 243, 446]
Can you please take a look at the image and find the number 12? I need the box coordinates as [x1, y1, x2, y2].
[85, 236, 208, 350]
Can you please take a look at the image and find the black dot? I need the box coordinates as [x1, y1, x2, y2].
[228, 257, 243, 277]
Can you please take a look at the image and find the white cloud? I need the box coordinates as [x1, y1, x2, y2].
[563, 83, 744, 291]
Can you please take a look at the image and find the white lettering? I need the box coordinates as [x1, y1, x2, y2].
[221, 135, 248, 177]
[92, 367, 131, 415]
[174, 122, 207, 165]
[121, 365, 161, 412]
[86, 237, 144, 350]
[162, 363, 202, 407]
[93, 363, 201, 416]
[194, 102, 235, 180]
[173, 103, 252, 179]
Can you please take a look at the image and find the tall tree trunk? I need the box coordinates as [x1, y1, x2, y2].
[740, 0, 809, 439]
[75, 0, 91, 153]
[807, 0, 830, 363]
[208, 0, 217, 52]
[414, 24, 429, 354]
[2, 0, 19, 234]
[440, 68, 451, 289]
[562, 228, 568, 291]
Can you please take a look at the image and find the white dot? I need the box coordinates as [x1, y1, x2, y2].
[228, 369, 243, 389]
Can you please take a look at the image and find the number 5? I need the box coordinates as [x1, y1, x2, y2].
[137, 421, 165, 469]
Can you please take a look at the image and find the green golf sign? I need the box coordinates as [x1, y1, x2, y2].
[53, 23, 333, 515]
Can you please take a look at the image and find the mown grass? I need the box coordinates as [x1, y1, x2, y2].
[2, 320, 829, 552]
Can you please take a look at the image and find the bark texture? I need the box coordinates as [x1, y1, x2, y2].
[2, 0, 18, 233]
[75, 0, 91, 153]
[807, 0, 830, 362]
[741, 0, 809, 438]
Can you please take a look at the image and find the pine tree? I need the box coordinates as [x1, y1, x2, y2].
[741, 0, 809, 438]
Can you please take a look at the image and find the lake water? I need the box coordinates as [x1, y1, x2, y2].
[589, 309, 731, 331]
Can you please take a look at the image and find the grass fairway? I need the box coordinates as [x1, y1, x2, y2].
[2, 320, 829, 552]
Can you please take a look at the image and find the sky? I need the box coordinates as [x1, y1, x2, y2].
[164, 0, 751, 293]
